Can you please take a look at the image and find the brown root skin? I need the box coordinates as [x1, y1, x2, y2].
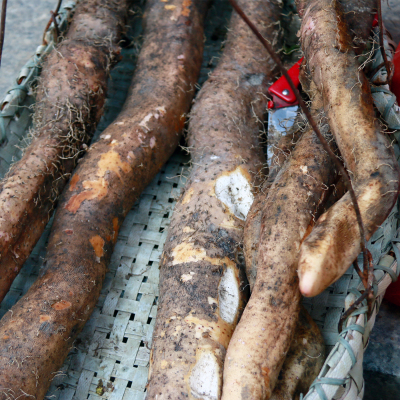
[321, 176, 347, 214]
[0, 0, 208, 398]
[338, 0, 377, 54]
[297, 0, 400, 297]
[271, 306, 325, 400]
[147, 1, 282, 398]
[244, 176, 325, 400]
[222, 122, 335, 400]
[238, 3, 377, 397]
[296, 0, 377, 48]
[244, 116, 304, 290]
[0, 0, 128, 303]
[243, 193, 264, 289]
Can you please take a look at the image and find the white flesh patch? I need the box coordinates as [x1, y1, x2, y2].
[300, 165, 308, 174]
[139, 107, 166, 132]
[218, 267, 239, 324]
[190, 352, 219, 400]
[248, 73, 264, 86]
[139, 113, 154, 131]
[180, 272, 195, 282]
[215, 169, 253, 220]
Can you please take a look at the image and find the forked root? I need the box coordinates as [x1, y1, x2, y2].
[222, 119, 336, 399]
[297, 0, 400, 297]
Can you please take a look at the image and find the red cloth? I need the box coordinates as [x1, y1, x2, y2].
[384, 278, 400, 306]
[390, 42, 400, 102]
[384, 41, 400, 306]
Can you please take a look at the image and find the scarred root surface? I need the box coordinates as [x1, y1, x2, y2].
[147, 0, 282, 398]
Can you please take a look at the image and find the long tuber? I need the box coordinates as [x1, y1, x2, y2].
[0, 0, 208, 398]
[297, 0, 400, 297]
[222, 120, 336, 399]
[225, 2, 382, 396]
[242, 122, 326, 400]
[243, 117, 304, 288]
[0, 0, 128, 303]
[147, 0, 282, 398]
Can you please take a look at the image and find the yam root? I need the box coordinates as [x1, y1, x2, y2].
[0, 0, 128, 303]
[225, 2, 378, 398]
[235, 3, 379, 396]
[296, 0, 377, 54]
[147, 0, 282, 398]
[0, 0, 208, 398]
[270, 306, 325, 400]
[338, 0, 377, 53]
[243, 125, 326, 400]
[222, 120, 335, 399]
[297, 0, 400, 297]
[244, 116, 304, 288]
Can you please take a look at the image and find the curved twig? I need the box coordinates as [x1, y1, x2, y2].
[0, 0, 8, 67]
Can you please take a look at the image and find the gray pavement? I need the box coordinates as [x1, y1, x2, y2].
[0, 0, 55, 98]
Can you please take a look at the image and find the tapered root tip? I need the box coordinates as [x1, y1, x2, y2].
[298, 240, 355, 297]
[298, 270, 324, 297]
[297, 250, 332, 297]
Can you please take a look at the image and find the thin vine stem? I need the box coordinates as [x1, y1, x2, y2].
[54, 0, 63, 15]
[0, 0, 8, 68]
[42, 0, 63, 45]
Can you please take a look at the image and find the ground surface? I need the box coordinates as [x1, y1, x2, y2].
[0, 0, 55, 97]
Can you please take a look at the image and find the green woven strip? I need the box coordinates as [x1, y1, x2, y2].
[390, 239, 400, 277]
[373, 281, 378, 297]
[371, 86, 399, 125]
[347, 306, 368, 318]
[338, 337, 357, 368]
[370, 86, 400, 130]
[309, 377, 349, 400]
[348, 288, 364, 301]
[314, 384, 328, 400]
[340, 324, 365, 336]
[0, 81, 30, 141]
